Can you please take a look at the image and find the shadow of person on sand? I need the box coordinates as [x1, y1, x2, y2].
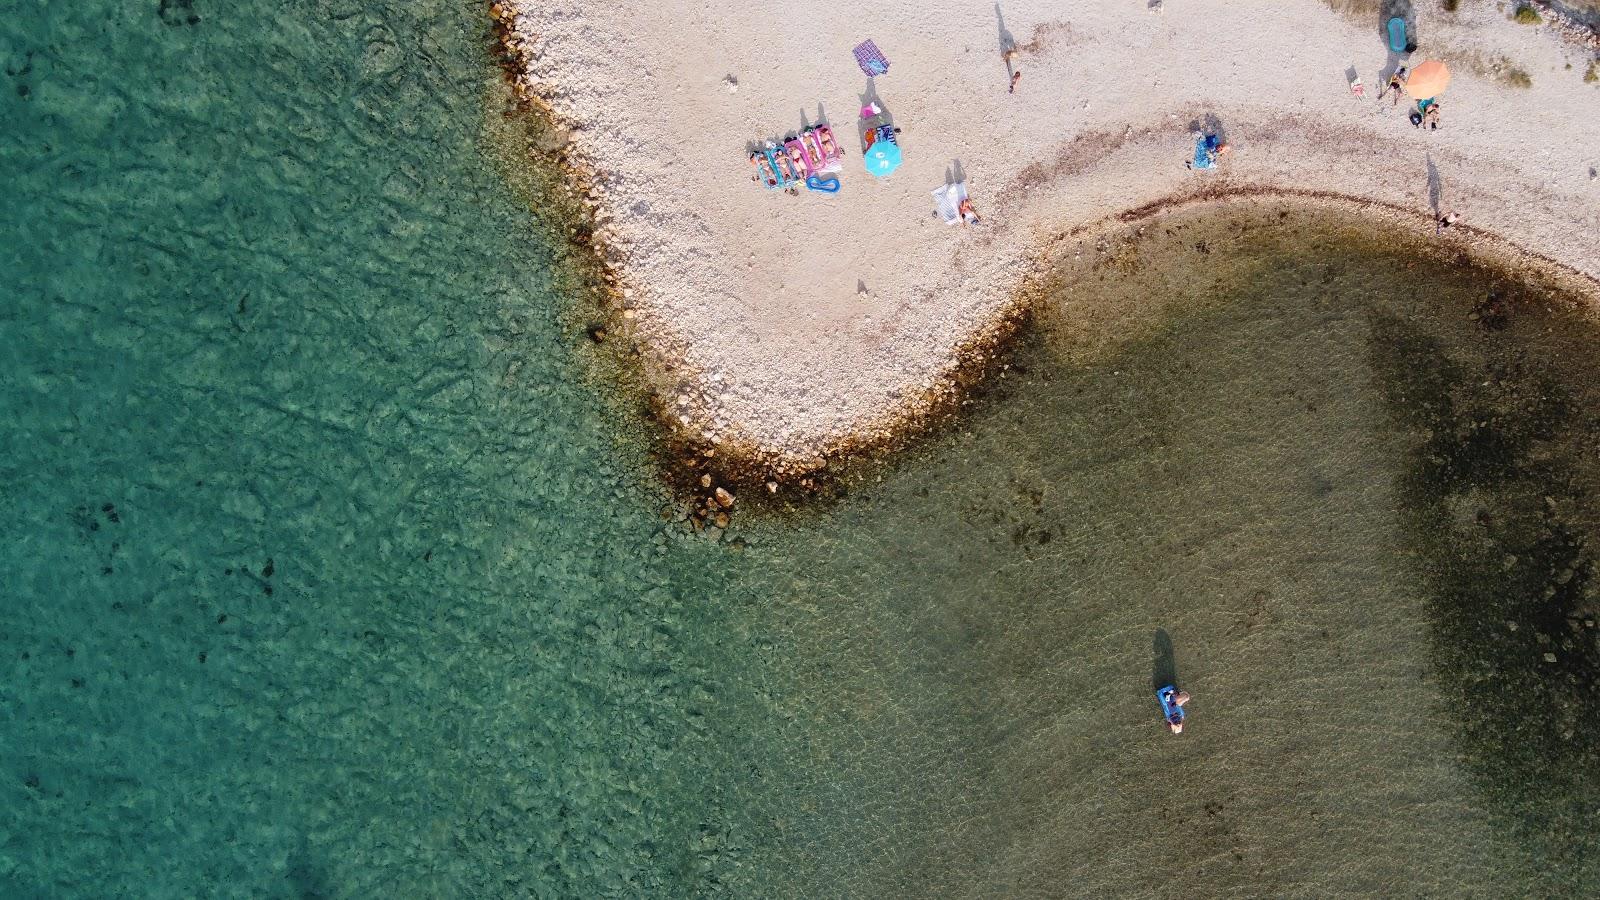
[1426, 152, 1443, 219]
[996, 4, 1023, 90]
[1152, 628, 1179, 693]
[1187, 112, 1227, 144]
[996, 3, 1016, 57]
[943, 159, 967, 186]
[799, 102, 831, 132]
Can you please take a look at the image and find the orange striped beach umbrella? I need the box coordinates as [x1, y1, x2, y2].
[1404, 60, 1451, 99]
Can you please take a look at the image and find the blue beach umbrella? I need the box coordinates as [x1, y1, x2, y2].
[865, 141, 902, 177]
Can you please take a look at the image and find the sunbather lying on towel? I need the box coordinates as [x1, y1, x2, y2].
[749, 152, 777, 187]
[816, 127, 840, 159]
[786, 143, 811, 175]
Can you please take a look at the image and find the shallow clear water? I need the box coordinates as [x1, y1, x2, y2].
[707, 209, 1600, 897]
[3, 3, 1598, 898]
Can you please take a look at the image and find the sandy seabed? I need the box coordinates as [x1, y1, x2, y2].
[492, 0, 1600, 479]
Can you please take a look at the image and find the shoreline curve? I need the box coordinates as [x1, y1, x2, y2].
[487, 0, 1600, 499]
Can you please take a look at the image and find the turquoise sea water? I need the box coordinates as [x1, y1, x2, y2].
[4, 2, 1598, 897]
[3, 2, 732, 894]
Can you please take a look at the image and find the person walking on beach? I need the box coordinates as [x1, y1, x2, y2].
[1003, 47, 1021, 93]
[1380, 66, 1408, 107]
[1436, 211, 1459, 234]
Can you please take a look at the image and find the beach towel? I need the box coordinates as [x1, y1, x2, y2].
[1190, 134, 1218, 170]
[932, 181, 969, 225]
[853, 40, 890, 77]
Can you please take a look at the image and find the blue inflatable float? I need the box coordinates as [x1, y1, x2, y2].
[805, 174, 841, 193]
[1388, 17, 1408, 53]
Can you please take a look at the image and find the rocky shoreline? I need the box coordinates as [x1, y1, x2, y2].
[486, 0, 1600, 512]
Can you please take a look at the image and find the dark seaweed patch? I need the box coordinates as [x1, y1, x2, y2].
[1371, 313, 1600, 883]
[157, 0, 200, 27]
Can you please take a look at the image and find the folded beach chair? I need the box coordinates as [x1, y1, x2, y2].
[853, 39, 890, 77]
[932, 181, 970, 226]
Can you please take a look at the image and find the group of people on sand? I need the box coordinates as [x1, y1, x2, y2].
[1379, 66, 1443, 130]
[746, 125, 843, 194]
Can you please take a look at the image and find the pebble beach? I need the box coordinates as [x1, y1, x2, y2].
[494, 0, 1600, 477]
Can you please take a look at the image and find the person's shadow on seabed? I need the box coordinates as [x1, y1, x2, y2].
[1152, 628, 1178, 694]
